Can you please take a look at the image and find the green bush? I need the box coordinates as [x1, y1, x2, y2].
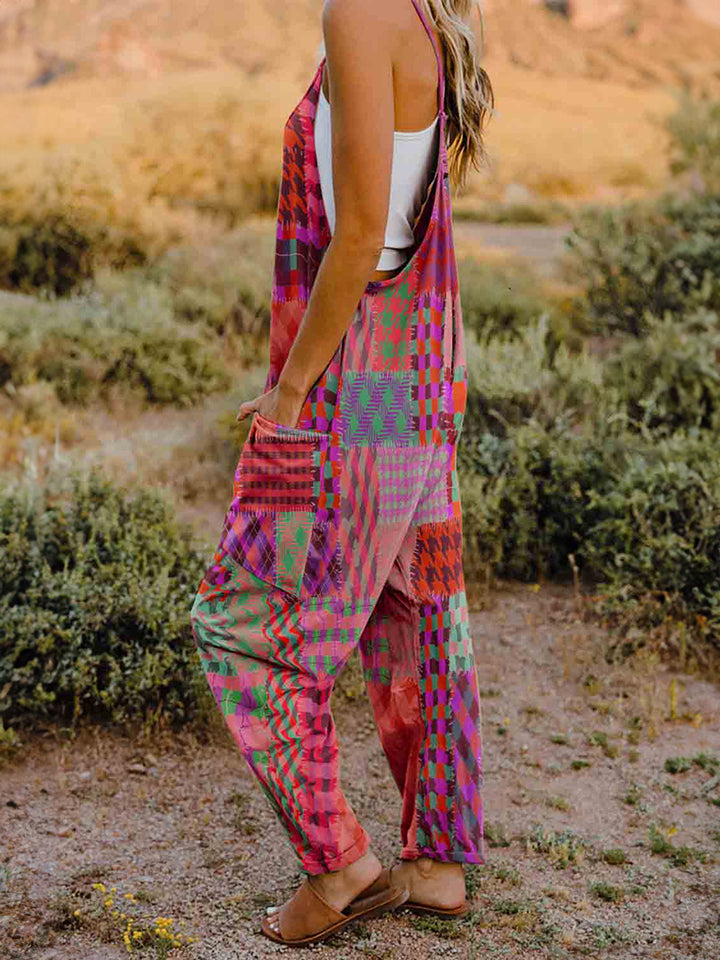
[0, 271, 230, 405]
[458, 257, 552, 343]
[578, 431, 720, 660]
[459, 315, 604, 444]
[147, 226, 274, 335]
[0, 215, 94, 297]
[459, 418, 627, 583]
[0, 214, 149, 297]
[601, 310, 720, 434]
[459, 422, 720, 662]
[0, 473, 209, 730]
[665, 93, 720, 194]
[564, 194, 720, 337]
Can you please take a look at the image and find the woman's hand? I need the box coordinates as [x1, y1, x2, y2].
[236, 384, 306, 429]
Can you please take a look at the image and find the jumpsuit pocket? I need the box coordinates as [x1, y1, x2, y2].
[223, 411, 339, 601]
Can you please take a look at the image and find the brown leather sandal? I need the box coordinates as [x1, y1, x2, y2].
[403, 900, 470, 918]
[350, 863, 470, 919]
[260, 869, 409, 946]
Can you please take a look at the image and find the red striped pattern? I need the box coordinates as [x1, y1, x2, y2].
[235, 433, 319, 511]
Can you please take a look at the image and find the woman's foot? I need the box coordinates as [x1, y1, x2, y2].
[264, 849, 384, 935]
[391, 858, 466, 911]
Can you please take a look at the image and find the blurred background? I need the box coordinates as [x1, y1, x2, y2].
[2, 4, 720, 957]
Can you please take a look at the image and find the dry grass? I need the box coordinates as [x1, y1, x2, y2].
[0, 68, 297, 254]
[0, 50, 679, 253]
[465, 60, 676, 202]
[1, 0, 719, 226]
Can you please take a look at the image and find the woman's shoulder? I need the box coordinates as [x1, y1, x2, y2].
[322, 0, 409, 35]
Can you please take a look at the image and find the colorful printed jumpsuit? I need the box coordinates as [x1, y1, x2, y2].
[190, 0, 485, 876]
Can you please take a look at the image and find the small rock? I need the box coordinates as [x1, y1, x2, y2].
[127, 763, 148, 775]
[144, 753, 159, 766]
[44, 825, 74, 837]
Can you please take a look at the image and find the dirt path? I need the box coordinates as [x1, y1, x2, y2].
[2, 583, 719, 960]
[453, 222, 572, 276]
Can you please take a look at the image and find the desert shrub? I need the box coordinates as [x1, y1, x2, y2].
[459, 418, 626, 583]
[458, 469, 506, 588]
[0, 203, 152, 285]
[459, 422, 720, 664]
[0, 473, 210, 730]
[457, 427, 513, 476]
[665, 92, 720, 194]
[564, 194, 720, 337]
[458, 258, 552, 343]
[147, 226, 274, 335]
[544, 0, 570, 17]
[459, 316, 604, 441]
[484, 422, 617, 582]
[0, 273, 230, 406]
[579, 431, 720, 663]
[0, 719, 21, 766]
[458, 413, 720, 664]
[601, 309, 720, 434]
[0, 215, 94, 297]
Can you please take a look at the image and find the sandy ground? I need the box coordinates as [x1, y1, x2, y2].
[2, 582, 719, 960]
[453, 223, 572, 277]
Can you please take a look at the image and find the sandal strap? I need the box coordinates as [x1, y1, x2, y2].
[278, 877, 345, 942]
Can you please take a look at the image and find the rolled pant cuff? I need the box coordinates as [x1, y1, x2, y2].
[400, 848, 486, 866]
[301, 829, 371, 876]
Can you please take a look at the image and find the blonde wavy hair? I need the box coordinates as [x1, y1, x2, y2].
[316, 0, 493, 192]
[421, 0, 494, 191]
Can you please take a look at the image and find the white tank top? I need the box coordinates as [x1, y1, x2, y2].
[314, 81, 440, 271]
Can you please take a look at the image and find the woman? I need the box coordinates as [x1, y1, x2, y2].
[190, 0, 494, 946]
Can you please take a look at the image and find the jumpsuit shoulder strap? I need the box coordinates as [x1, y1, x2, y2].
[409, 0, 446, 119]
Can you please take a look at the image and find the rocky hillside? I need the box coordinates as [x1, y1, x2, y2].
[485, 0, 720, 91]
[0, 0, 719, 94]
[0, 0, 319, 92]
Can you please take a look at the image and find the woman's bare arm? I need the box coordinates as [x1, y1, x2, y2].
[237, 0, 396, 427]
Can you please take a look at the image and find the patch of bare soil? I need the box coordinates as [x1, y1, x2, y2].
[453, 222, 572, 277]
[2, 583, 718, 960]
